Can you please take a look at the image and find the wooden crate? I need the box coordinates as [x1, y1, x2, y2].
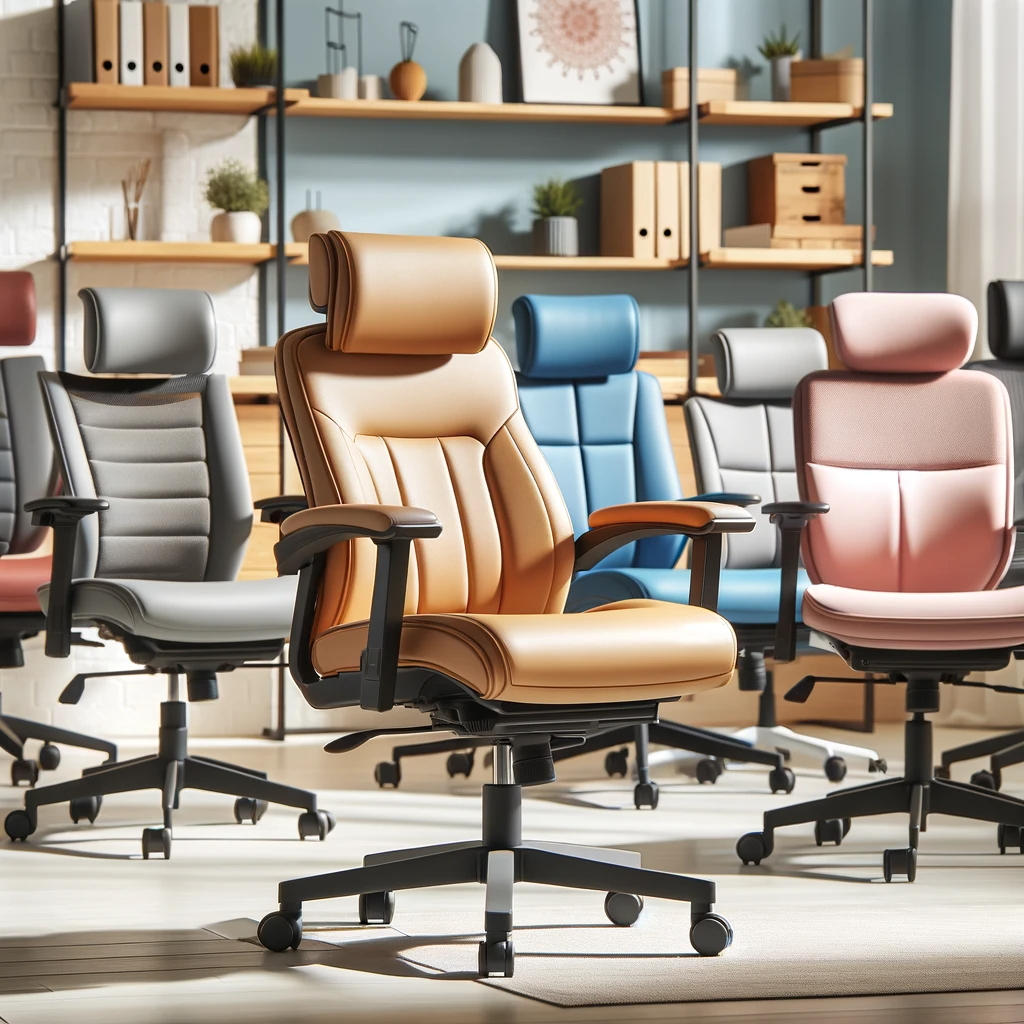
[724, 222, 871, 250]
[661, 67, 740, 110]
[791, 59, 864, 106]
[748, 152, 846, 227]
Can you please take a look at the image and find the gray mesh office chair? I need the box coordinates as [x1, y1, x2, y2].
[3, 288, 334, 859]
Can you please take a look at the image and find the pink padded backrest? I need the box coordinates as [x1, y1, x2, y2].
[796, 293, 1014, 593]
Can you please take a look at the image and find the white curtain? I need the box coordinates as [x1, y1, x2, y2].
[947, 0, 1024, 358]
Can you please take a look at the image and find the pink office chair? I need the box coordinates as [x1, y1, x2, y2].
[736, 291, 1024, 882]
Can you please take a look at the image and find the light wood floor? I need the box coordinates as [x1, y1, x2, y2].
[0, 723, 1022, 1023]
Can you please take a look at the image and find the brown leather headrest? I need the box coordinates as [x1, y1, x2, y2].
[0, 271, 36, 347]
[307, 231, 498, 355]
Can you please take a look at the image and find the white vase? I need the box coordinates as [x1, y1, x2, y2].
[458, 42, 502, 104]
[318, 67, 358, 99]
[532, 217, 578, 257]
[359, 74, 383, 100]
[290, 208, 341, 243]
[770, 52, 801, 102]
[210, 211, 262, 244]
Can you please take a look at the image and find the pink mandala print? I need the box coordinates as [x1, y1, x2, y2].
[530, 0, 635, 81]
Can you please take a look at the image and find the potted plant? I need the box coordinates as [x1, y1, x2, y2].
[531, 178, 583, 257]
[230, 43, 278, 88]
[204, 159, 269, 244]
[764, 299, 812, 328]
[758, 25, 801, 102]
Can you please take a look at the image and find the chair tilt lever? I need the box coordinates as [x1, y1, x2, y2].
[323, 725, 434, 754]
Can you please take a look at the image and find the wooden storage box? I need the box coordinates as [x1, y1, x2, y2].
[790, 59, 864, 105]
[747, 152, 846, 227]
[662, 67, 740, 110]
[724, 222, 873, 250]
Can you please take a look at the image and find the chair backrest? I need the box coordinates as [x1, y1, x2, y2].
[795, 291, 1013, 593]
[276, 232, 576, 640]
[39, 288, 253, 583]
[969, 280, 1024, 584]
[685, 328, 828, 569]
[0, 271, 55, 556]
[512, 293, 684, 571]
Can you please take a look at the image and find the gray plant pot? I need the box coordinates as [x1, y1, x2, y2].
[532, 216, 578, 257]
[770, 53, 801, 102]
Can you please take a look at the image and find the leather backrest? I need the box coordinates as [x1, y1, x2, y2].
[277, 235, 576, 638]
[0, 272, 37, 348]
[40, 372, 252, 583]
[987, 280, 1024, 360]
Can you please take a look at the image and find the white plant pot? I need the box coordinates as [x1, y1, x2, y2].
[458, 42, 502, 104]
[532, 216, 578, 257]
[210, 211, 262, 244]
[770, 52, 801, 102]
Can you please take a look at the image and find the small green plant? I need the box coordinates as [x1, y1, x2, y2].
[758, 24, 801, 60]
[532, 178, 584, 220]
[230, 43, 278, 87]
[204, 159, 269, 215]
[764, 299, 812, 329]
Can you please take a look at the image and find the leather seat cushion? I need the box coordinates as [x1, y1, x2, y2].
[0, 556, 50, 613]
[312, 598, 737, 704]
[803, 583, 1024, 650]
[565, 567, 809, 624]
[38, 575, 297, 643]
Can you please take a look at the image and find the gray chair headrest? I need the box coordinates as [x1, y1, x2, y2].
[79, 288, 216, 374]
[711, 327, 828, 401]
[988, 280, 1024, 361]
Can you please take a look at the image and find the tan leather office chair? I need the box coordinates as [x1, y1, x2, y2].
[256, 231, 754, 975]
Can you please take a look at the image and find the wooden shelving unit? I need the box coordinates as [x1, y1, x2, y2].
[66, 82, 308, 115]
[68, 241, 276, 264]
[695, 100, 893, 127]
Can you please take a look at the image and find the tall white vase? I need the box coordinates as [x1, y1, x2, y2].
[458, 42, 502, 104]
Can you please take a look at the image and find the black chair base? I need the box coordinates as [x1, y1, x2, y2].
[258, 767, 733, 975]
[0, 710, 116, 787]
[938, 728, 1024, 791]
[3, 698, 333, 859]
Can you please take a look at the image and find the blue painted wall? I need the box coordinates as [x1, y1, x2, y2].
[268, 0, 951, 355]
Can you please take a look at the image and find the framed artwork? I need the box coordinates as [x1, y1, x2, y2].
[517, 0, 644, 106]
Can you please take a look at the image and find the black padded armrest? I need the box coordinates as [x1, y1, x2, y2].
[24, 496, 109, 659]
[691, 492, 762, 508]
[763, 501, 829, 663]
[255, 495, 308, 525]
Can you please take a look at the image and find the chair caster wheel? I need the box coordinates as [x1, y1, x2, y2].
[604, 892, 643, 926]
[869, 758, 888, 774]
[4, 808, 36, 841]
[446, 752, 474, 778]
[882, 846, 916, 882]
[142, 827, 172, 860]
[70, 795, 102, 824]
[769, 766, 795, 794]
[478, 938, 514, 977]
[736, 831, 773, 865]
[696, 757, 723, 785]
[11, 759, 38, 787]
[38, 744, 60, 771]
[604, 748, 628, 778]
[814, 818, 845, 846]
[690, 912, 733, 956]
[374, 761, 400, 789]
[997, 823, 1024, 854]
[258, 911, 302, 951]
[633, 781, 659, 809]
[298, 809, 334, 841]
[233, 797, 268, 824]
[824, 756, 847, 783]
[971, 769, 999, 791]
[358, 891, 395, 925]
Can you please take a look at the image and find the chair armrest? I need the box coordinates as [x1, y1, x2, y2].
[691, 492, 762, 508]
[277, 504, 442, 714]
[763, 501, 830, 664]
[254, 495, 308, 525]
[24, 497, 109, 659]
[575, 501, 755, 612]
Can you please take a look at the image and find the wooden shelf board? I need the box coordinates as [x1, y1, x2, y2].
[694, 100, 894, 126]
[229, 375, 279, 397]
[704, 247, 893, 270]
[67, 82, 308, 115]
[287, 97, 674, 125]
[68, 241, 275, 264]
[495, 255, 678, 271]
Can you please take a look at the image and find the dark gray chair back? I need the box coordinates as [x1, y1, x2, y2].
[40, 288, 252, 583]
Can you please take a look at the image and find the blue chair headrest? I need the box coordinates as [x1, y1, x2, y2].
[513, 294, 640, 379]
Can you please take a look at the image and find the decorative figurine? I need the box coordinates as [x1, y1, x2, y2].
[389, 21, 426, 101]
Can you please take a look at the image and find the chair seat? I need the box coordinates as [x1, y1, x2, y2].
[803, 584, 1024, 650]
[565, 567, 809, 625]
[39, 576, 298, 644]
[0, 556, 51, 613]
[311, 598, 737, 705]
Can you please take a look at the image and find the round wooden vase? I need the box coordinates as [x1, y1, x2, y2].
[389, 60, 427, 101]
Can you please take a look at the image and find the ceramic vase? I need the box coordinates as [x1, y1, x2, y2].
[532, 217, 578, 257]
[318, 67, 358, 99]
[210, 211, 262, 244]
[359, 74, 383, 100]
[389, 60, 427, 101]
[290, 209, 341, 243]
[770, 52, 801, 101]
[458, 42, 502, 103]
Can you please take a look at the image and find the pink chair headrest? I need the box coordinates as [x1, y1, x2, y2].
[831, 292, 977, 374]
[0, 271, 36, 347]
